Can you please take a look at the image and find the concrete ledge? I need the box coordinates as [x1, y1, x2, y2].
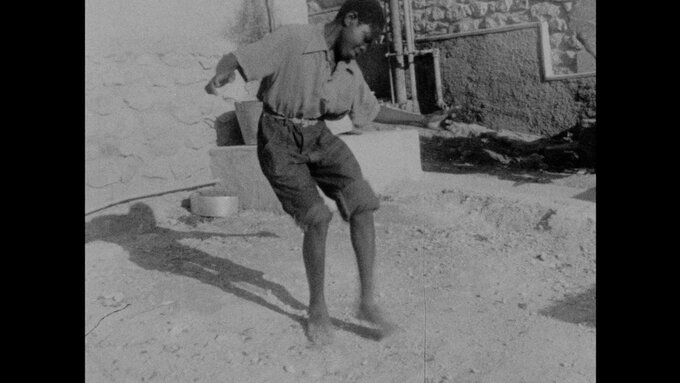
[209, 129, 423, 214]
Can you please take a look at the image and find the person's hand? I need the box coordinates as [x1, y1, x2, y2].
[423, 109, 456, 130]
[204, 71, 237, 95]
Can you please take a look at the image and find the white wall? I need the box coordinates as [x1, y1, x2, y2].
[85, 0, 308, 213]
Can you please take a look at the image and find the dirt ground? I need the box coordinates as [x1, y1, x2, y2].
[85, 130, 595, 383]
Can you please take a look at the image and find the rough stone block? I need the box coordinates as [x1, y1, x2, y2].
[457, 18, 479, 32]
[147, 128, 185, 157]
[481, 13, 508, 29]
[576, 50, 596, 73]
[197, 55, 217, 70]
[170, 148, 209, 180]
[85, 142, 100, 161]
[446, 3, 468, 21]
[160, 52, 195, 68]
[173, 64, 209, 85]
[119, 135, 151, 161]
[170, 101, 204, 125]
[101, 109, 138, 139]
[93, 134, 122, 158]
[470, 1, 489, 18]
[550, 32, 566, 49]
[495, 0, 512, 13]
[120, 156, 143, 184]
[136, 53, 160, 66]
[146, 66, 175, 87]
[549, 18, 568, 32]
[86, 158, 121, 188]
[511, 0, 530, 11]
[431, 7, 446, 20]
[208, 129, 423, 214]
[102, 67, 125, 86]
[530, 2, 562, 20]
[122, 65, 148, 85]
[140, 111, 177, 140]
[141, 158, 174, 180]
[87, 89, 125, 116]
[122, 85, 156, 111]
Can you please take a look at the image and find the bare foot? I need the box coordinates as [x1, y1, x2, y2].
[306, 314, 334, 345]
[356, 302, 397, 339]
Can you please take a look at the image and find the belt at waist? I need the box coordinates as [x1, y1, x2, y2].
[263, 107, 321, 128]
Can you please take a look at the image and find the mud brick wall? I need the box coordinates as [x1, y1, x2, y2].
[416, 27, 595, 135]
[85, 0, 307, 212]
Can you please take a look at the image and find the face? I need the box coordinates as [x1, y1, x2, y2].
[338, 13, 378, 61]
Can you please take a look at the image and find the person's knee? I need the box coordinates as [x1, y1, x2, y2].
[337, 180, 380, 222]
[297, 203, 332, 231]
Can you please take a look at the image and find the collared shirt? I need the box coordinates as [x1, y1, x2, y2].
[233, 23, 380, 127]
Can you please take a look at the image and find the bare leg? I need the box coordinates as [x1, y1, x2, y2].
[302, 217, 334, 345]
[350, 210, 395, 338]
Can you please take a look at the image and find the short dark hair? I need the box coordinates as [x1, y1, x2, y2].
[335, 0, 386, 34]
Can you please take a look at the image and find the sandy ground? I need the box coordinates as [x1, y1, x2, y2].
[85, 161, 595, 383]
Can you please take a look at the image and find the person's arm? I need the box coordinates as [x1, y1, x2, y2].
[205, 26, 292, 95]
[205, 53, 245, 95]
[373, 104, 453, 130]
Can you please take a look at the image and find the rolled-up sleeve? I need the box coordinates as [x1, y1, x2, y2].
[233, 27, 292, 81]
[349, 75, 381, 128]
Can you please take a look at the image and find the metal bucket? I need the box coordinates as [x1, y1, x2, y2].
[234, 101, 263, 145]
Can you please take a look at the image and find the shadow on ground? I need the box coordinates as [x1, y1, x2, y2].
[419, 123, 596, 185]
[539, 285, 596, 328]
[85, 202, 385, 341]
[573, 187, 596, 202]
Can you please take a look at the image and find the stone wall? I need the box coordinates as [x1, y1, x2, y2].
[409, 0, 595, 75]
[308, 0, 595, 74]
[85, 0, 308, 212]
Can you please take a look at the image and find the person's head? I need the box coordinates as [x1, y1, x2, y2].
[334, 0, 386, 60]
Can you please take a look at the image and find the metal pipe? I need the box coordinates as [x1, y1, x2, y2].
[385, 49, 434, 57]
[432, 48, 447, 110]
[403, 0, 419, 113]
[386, 48, 447, 110]
[85, 179, 221, 216]
[388, 61, 395, 104]
[264, 0, 276, 32]
[388, 0, 407, 107]
[414, 22, 540, 42]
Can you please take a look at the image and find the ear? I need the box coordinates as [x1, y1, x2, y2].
[343, 10, 359, 27]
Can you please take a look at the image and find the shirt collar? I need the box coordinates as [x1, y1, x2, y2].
[303, 24, 358, 74]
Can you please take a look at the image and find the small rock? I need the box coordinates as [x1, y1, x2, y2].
[535, 254, 545, 261]
[470, 367, 479, 374]
[284, 365, 296, 373]
[518, 303, 528, 310]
